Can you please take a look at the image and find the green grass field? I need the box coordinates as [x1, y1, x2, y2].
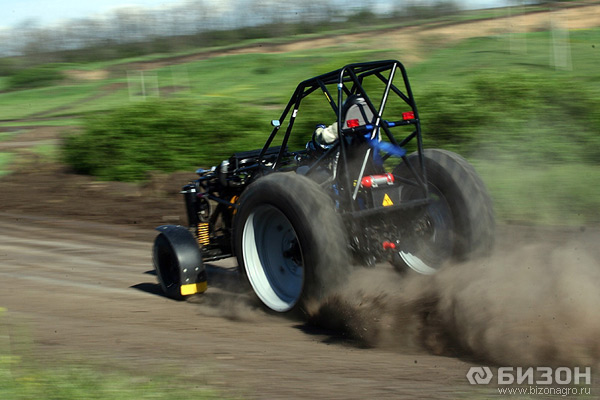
[1, 363, 223, 400]
[0, 306, 223, 400]
[1, 16, 599, 226]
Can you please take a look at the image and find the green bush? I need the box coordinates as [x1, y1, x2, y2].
[416, 71, 600, 164]
[0, 58, 18, 77]
[416, 84, 489, 153]
[62, 99, 269, 181]
[62, 71, 600, 183]
[474, 160, 600, 225]
[7, 65, 65, 89]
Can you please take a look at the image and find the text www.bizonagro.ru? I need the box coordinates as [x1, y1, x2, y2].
[498, 386, 591, 397]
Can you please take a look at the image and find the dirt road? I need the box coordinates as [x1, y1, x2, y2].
[1, 198, 599, 398]
[0, 211, 482, 399]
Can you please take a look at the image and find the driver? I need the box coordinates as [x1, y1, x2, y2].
[312, 95, 372, 149]
[314, 122, 338, 148]
[315, 122, 338, 147]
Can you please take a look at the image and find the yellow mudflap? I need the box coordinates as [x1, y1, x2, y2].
[180, 281, 208, 296]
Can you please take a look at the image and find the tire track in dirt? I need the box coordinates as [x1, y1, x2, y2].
[0, 212, 482, 399]
[1, 211, 599, 398]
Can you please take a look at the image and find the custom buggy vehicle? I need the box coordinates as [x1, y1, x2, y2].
[153, 60, 494, 313]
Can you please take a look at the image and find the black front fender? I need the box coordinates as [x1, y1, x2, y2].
[153, 225, 207, 300]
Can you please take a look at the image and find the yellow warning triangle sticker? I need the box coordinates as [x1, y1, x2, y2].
[382, 193, 394, 207]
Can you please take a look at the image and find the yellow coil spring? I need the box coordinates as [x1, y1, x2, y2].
[197, 223, 210, 247]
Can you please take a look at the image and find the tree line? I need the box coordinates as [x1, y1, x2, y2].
[0, 0, 462, 63]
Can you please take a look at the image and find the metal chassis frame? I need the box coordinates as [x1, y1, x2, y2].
[259, 60, 430, 217]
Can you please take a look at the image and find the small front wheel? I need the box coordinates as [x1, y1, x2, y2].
[153, 225, 207, 300]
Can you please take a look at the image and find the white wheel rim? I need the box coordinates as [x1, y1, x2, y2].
[398, 188, 454, 274]
[242, 205, 304, 312]
[398, 251, 438, 275]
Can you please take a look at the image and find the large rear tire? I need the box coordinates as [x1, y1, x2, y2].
[233, 173, 350, 313]
[392, 149, 494, 274]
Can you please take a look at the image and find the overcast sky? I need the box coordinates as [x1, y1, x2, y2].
[1, 0, 174, 28]
[1, 0, 506, 30]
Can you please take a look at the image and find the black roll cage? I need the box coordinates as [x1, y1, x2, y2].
[259, 60, 431, 216]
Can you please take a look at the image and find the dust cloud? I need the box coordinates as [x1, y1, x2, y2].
[187, 266, 272, 323]
[189, 291, 270, 322]
[308, 229, 600, 367]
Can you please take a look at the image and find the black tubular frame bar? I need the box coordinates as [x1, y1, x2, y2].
[259, 60, 429, 212]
